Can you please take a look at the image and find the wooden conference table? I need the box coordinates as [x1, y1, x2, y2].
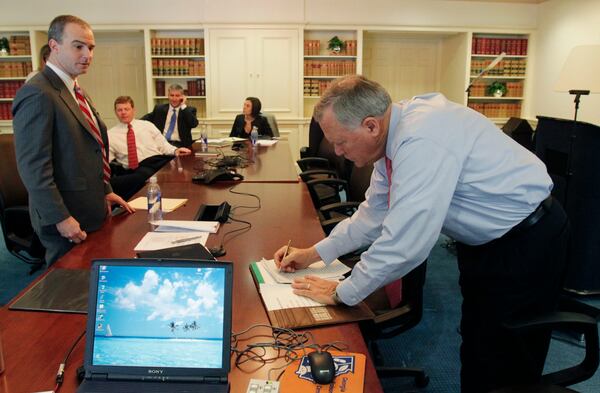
[0, 142, 383, 393]
[155, 140, 299, 184]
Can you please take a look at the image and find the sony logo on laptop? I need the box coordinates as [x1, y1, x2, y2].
[148, 369, 164, 374]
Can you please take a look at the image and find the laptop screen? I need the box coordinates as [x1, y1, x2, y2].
[86, 259, 232, 376]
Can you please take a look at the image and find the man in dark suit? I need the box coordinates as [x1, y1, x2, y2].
[142, 84, 199, 148]
[12, 15, 133, 265]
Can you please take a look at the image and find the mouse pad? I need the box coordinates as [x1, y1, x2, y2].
[9, 268, 89, 314]
[280, 350, 365, 392]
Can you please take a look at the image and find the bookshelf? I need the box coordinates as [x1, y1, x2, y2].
[467, 33, 528, 122]
[303, 29, 361, 117]
[0, 31, 32, 121]
[146, 29, 206, 118]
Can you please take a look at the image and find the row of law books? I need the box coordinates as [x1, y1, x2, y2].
[150, 38, 204, 56]
[7, 35, 31, 56]
[472, 37, 528, 56]
[471, 59, 527, 77]
[0, 61, 32, 78]
[0, 103, 13, 120]
[303, 78, 332, 97]
[468, 102, 522, 118]
[152, 59, 205, 77]
[303, 39, 358, 56]
[0, 80, 25, 98]
[468, 81, 524, 98]
[154, 79, 206, 96]
[304, 60, 356, 76]
[186, 79, 206, 97]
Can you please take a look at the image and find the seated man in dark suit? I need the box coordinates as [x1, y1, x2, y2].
[108, 96, 191, 200]
[229, 97, 273, 139]
[141, 84, 199, 148]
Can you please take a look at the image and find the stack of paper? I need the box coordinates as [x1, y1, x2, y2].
[152, 220, 219, 233]
[134, 221, 219, 251]
[258, 258, 350, 283]
[255, 139, 278, 147]
[250, 258, 351, 311]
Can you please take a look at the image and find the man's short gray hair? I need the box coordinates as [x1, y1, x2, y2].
[168, 84, 184, 93]
[48, 15, 92, 44]
[314, 75, 391, 129]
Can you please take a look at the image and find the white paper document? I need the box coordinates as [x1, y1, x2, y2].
[258, 258, 350, 284]
[133, 231, 209, 251]
[256, 139, 278, 147]
[152, 220, 220, 233]
[259, 283, 322, 310]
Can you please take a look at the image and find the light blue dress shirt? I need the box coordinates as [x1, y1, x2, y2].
[315, 93, 552, 306]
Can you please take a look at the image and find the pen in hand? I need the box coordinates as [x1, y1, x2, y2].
[280, 240, 291, 271]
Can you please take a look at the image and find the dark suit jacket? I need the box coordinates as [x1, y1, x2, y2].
[142, 103, 199, 147]
[229, 114, 273, 138]
[12, 66, 112, 262]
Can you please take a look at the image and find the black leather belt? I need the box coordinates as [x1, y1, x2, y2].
[510, 195, 553, 233]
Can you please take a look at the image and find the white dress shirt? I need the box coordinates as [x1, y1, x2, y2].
[315, 93, 552, 306]
[108, 119, 177, 169]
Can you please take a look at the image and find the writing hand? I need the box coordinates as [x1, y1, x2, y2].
[274, 245, 319, 272]
[291, 275, 339, 305]
[56, 216, 87, 244]
[106, 192, 135, 214]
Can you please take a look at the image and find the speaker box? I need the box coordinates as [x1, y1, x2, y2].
[502, 117, 534, 151]
[535, 116, 600, 294]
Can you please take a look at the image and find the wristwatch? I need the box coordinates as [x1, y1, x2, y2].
[331, 289, 342, 305]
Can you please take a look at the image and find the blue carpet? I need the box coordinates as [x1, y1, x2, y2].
[379, 235, 600, 393]
[0, 239, 44, 306]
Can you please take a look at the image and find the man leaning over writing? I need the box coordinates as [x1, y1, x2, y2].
[274, 75, 569, 393]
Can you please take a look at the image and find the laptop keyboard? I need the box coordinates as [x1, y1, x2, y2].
[79, 379, 229, 393]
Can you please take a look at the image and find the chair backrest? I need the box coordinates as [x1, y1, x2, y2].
[0, 134, 28, 210]
[262, 113, 279, 137]
[0, 134, 45, 264]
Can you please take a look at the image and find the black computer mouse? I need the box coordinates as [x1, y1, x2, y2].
[308, 350, 336, 385]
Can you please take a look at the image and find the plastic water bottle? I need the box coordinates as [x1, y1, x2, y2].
[147, 176, 163, 226]
[250, 126, 258, 147]
[201, 131, 208, 151]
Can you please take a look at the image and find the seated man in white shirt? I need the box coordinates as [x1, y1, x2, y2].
[108, 95, 191, 200]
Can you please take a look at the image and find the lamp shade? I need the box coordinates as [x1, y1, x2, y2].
[555, 45, 600, 93]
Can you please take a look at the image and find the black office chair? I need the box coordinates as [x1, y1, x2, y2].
[298, 117, 352, 180]
[0, 134, 45, 272]
[490, 296, 599, 393]
[358, 261, 430, 388]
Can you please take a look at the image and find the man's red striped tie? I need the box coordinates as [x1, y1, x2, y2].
[74, 82, 111, 183]
[127, 123, 139, 170]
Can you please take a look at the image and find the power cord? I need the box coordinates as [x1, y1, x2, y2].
[212, 185, 262, 253]
[54, 330, 86, 392]
[230, 324, 348, 380]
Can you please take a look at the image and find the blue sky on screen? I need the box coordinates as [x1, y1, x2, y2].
[97, 265, 225, 339]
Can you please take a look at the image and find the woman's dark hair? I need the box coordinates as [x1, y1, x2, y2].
[245, 97, 262, 117]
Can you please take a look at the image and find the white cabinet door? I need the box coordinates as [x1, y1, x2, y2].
[208, 28, 299, 118]
[253, 30, 299, 117]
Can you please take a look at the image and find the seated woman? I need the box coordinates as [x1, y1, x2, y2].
[229, 97, 273, 138]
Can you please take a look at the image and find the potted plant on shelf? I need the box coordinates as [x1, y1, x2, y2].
[0, 37, 9, 56]
[487, 81, 507, 97]
[328, 36, 345, 55]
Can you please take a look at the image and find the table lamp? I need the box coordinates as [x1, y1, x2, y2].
[554, 45, 600, 121]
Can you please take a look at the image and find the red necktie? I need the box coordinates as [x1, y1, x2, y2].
[127, 123, 139, 170]
[74, 82, 111, 183]
[384, 156, 403, 309]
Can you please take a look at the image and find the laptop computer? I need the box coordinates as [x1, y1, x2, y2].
[78, 259, 233, 393]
